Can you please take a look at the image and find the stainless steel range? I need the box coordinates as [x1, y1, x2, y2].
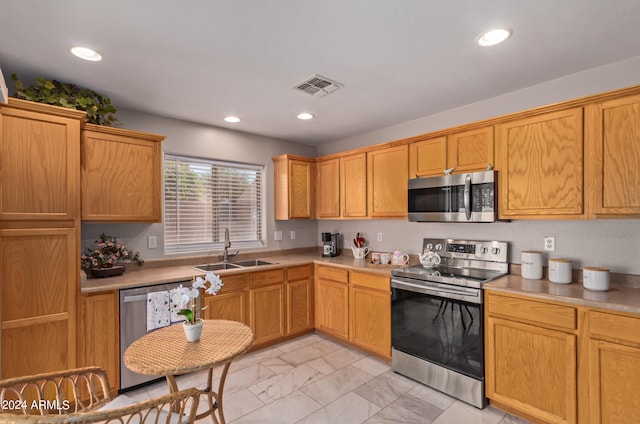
[391, 238, 509, 408]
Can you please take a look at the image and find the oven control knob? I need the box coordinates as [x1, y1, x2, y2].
[435, 243, 442, 251]
[426, 243, 433, 250]
[492, 247, 500, 255]
[480, 247, 489, 254]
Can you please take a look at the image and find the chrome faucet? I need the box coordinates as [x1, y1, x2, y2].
[222, 228, 239, 263]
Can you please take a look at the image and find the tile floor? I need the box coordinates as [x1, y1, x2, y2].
[126, 333, 530, 423]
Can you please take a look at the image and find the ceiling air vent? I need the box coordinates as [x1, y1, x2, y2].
[294, 75, 343, 98]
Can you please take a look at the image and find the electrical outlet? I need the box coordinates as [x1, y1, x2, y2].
[274, 231, 282, 241]
[148, 236, 157, 249]
[544, 236, 556, 251]
[290, 230, 296, 240]
[377, 232, 383, 242]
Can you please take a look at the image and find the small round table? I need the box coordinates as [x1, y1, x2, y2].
[124, 319, 254, 424]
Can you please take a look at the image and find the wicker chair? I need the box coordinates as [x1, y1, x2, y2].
[0, 366, 199, 423]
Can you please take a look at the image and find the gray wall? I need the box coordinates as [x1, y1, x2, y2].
[82, 110, 318, 261]
[318, 54, 640, 275]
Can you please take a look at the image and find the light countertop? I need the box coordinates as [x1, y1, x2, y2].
[485, 274, 640, 314]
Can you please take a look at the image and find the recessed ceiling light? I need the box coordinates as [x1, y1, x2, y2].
[477, 29, 512, 47]
[70, 46, 103, 61]
[297, 112, 314, 120]
[224, 116, 240, 123]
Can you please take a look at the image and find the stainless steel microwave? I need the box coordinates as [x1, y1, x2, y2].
[408, 170, 497, 222]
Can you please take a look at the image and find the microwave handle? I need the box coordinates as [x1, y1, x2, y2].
[464, 174, 472, 220]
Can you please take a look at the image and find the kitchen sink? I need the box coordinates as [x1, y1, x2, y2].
[230, 259, 278, 267]
[193, 262, 243, 272]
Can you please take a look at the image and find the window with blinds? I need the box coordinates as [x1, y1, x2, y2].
[164, 154, 264, 253]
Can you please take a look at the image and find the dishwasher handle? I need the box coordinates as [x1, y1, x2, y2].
[123, 294, 149, 303]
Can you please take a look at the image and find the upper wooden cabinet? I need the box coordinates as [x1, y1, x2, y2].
[496, 108, 585, 219]
[0, 99, 83, 221]
[367, 145, 408, 217]
[447, 126, 494, 172]
[409, 136, 446, 178]
[586, 93, 640, 217]
[340, 153, 367, 218]
[315, 158, 340, 218]
[273, 154, 314, 220]
[81, 124, 165, 222]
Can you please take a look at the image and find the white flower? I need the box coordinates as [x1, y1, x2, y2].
[170, 285, 191, 309]
[204, 272, 223, 295]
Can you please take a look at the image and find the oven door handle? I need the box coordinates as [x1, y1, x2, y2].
[464, 174, 472, 220]
[391, 278, 481, 304]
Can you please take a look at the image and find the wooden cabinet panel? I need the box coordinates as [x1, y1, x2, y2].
[287, 279, 313, 335]
[0, 100, 82, 220]
[587, 94, 640, 216]
[447, 126, 494, 172]
[496, 108, 584, 219]
[315, 277, 349, 341]
[349, 283, 390, 359]
[82, 124, 164, 222]
[486, 316, 577, 424]
[250, 268, 285, 288]
[204, 292, 248, 325]
[1, 227, 77, 378]
[78, 291, 119, 394]
[316, 265, 348, 283]
[409, 136, 446, 178]
[487, 293, 576, 330]
[250, 284, 285, 345]
[350, 271, 389, 292]
[340, 153, 367, 217]
[367, 145, 408, 217]
[273, 155, 314, 220]
[316, 158, 340, 218]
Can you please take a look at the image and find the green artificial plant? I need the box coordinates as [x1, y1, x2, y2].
[11, 73, 117, 125]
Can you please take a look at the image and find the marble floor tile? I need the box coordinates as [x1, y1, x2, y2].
[383, 390, 445, 423]
[300, 365, 374, 406]
[298, 392, 381, 424]
[352, 356, 392, 377]
[499, 413, 532, 424]
[365, 401, 438, 424]
[406, 382, 456, 411]
[220, 389, 265, 422]
[212, 363, 274, 395]
[232, 391, 321, 424]
[353, 370, 417, 408]
[430, 400, 506, 424]
[262, 356, 296, 375]
[248, 364, 322, 403]
[305, 356, 337, 375]
[309, 337, 345, 354]
[321, 346, 366, 369]
[276, 334, 325, 353]
[231, 345, 285, 370]
[279, 345, 326, 366]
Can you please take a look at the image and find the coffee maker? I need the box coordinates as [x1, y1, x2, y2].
[322, 232, 340, 257]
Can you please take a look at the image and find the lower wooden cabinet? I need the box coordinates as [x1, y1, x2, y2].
[286, 265, 314, 336]
[314, 265, 349, 341]
[78, 291, 119, 395]
[203, 273, 249, 325]
[587, 310, 640, 423]
[250, 269, 286, 346]
[349, 271, 390, 359]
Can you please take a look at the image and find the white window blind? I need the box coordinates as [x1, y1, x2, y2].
[164, 154, 264, 254]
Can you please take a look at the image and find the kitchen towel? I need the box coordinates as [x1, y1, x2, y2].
[169, 287, 187, 323]
[146, 291, 171, 332]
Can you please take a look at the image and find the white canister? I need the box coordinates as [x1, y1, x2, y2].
[521, 251, 544, 280]
[583, 267, 610, 291]
[549, 259, 572, 284]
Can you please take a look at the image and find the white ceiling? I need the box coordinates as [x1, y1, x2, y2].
[2, 1, 640, 145]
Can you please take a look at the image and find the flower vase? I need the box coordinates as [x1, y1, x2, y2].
[183, 318, 204, 342]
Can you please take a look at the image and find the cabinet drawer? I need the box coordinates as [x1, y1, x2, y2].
[287, 264, 312, 281]
[589, 311, 640, 345]
[350, 271, 389, 291]
[250, 268, 285, 288]
[487, 293, 576, 330]
[316, 265, 348, 283]
[217, 273, 248, 292]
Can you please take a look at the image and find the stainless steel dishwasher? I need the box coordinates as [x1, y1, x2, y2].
[119, 280, 196, 392]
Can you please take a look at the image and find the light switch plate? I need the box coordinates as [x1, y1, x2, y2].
[274, 231, 282, 241]
[148, 236, 157, 249]
[290, 230, 296, 240]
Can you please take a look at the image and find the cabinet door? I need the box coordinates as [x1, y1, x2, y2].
[82, 125, 164, 222]
[486, 316, 577, 424]
[287, 279, 313, 335]
[409, 136, 446, 177]
[447, 126, 494, 172]
[496, 108, 584, 219]
[1, 227, 77, 379]
[315, 278, 349, 341]
[587, 310, 640, 423]
[289, 159, 314, 219]
[340, 153, 367, 218]
[316, 158, 340, 218]
[367, 145, 408, 217]
[587, 94, 640, 216]
[204, 292, 248, 325]
[349, 286, 390, 358]
[250, 284, 285, 346]
[79, 291, 119, 394]
[0, 103, 81, 220]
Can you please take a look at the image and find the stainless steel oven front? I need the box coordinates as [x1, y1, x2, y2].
[391, 275, 486, 408]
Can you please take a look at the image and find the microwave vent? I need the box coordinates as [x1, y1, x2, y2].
[294, 75, 343, 98]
